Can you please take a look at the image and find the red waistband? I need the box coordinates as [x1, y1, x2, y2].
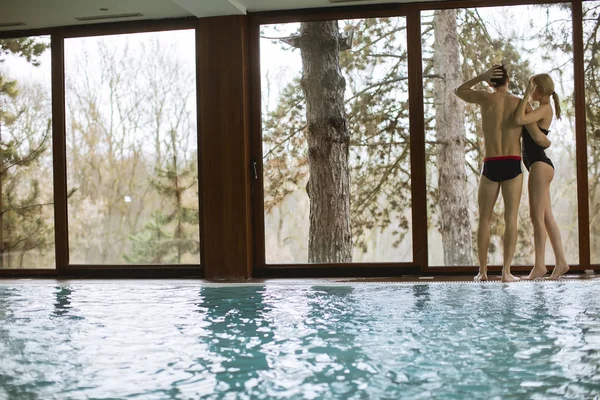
[483, 156, 522, 162]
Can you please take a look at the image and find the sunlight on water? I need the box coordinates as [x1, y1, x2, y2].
[0, 282, 599, 399]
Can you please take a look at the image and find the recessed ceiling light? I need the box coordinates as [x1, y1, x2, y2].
[75, 12, 143, 21]
[0, 22, 26, 28]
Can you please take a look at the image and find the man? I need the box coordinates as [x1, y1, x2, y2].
[455, 65, 541, 282]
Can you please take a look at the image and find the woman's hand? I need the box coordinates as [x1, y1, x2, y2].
[524, 77, 537, 98]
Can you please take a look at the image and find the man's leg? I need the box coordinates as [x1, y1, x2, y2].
[500, 173, 523, 282]
[476, 175, 501, 281]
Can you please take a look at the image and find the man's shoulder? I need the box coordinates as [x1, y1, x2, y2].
[505, 92, 522, 101]
[503, 93, 523, 107]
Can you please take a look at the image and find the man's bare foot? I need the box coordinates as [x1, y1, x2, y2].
[474, 272, 488, 282]
[549, 263, 570, 279]
[501, 273, 521, 283]
[524, 265, 548, 280]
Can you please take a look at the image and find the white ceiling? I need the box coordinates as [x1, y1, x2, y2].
[0, 0, 436, 31]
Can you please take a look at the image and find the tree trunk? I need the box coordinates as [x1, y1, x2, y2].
[433, 10, 474, 265]
[298, 21, 352, 263]
[171, 130, 183, 264]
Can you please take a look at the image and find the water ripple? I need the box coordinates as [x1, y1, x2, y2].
[0, 282, 599, 399]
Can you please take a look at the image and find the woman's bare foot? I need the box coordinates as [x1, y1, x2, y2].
[501, 270, 521, 283]
[524, 265, 548, 280]
[474, 272, 488, 282]
[549, 263, 570, 279]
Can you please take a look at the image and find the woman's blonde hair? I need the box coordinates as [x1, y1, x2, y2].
[533, 73, 562, 120]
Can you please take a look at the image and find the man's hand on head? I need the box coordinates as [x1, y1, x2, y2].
[482, 65, 504, 87]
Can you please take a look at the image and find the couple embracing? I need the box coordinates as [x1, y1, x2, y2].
[455, 65, 570, 282]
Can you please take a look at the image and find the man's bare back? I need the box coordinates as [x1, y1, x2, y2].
[480, 91, 522, 158]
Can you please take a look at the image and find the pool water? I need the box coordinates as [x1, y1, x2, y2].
[0, 281, 599, 399]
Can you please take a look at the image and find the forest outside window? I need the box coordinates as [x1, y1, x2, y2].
[422, 4, 578, 267]
[0, 36, 54, 269]
[260, 17, 413, 264]
[64, 30, 200, 265]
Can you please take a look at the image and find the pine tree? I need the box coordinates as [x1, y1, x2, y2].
[124, 212, 176, 263]
[125, 129, 199, 263]
[0, 37, 52, 268]
[287, 21, 353, 263]
[0, 38, 47, 65]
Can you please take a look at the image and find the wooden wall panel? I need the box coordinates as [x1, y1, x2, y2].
[197, 15, 253, 280]
[51, 34, 69, 270]
[406, 9, 428, 273]
[572, 0, 590, 269]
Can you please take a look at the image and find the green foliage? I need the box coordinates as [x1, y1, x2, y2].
[0, 106, 52, 267]
[0, 37, 52, 268]
[125, 129, 199, 264]
[124, 213, 177, 264]
[0, 38, 48, 66]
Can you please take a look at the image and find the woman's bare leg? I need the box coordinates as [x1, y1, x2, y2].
[525, 162, 552, 279]
[476, 175, 501, 281]
[501, 174, 523, 282]
[542, 176, 570, 279]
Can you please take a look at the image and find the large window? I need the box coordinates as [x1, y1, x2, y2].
[65, 30, 200, 265]
[260, 17, 413, 264]
[584, 0, 600, 264]
[422, 4, 579, 267]
[0, 36, 54, 269]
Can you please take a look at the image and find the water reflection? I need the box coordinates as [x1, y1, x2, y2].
[411, 284, 431, 311]
[198, 286, 272, 396]
[52, 286, 71, 317]
[300, 286, 373, 398]
[52, 285, 84, 321]
[0, 286, 48, 400]
[0, 282, 597, 399]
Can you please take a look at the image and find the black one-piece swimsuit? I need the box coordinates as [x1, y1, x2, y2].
[522, 125, 554, 171]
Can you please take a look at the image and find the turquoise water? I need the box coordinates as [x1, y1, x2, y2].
[0, 281, 599, 399]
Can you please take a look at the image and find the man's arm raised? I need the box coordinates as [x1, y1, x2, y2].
[454, 65, 503, 104]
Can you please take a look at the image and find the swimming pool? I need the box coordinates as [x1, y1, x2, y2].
[0, 281, 598, 399]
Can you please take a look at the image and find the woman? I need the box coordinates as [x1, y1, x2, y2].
[514, 73, 569, 280]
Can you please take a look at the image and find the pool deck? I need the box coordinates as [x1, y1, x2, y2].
[1, 272, 598, 284]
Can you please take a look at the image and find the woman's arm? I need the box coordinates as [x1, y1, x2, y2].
[525, 123, 551, 149]
[515, 101, 551, 125]
[514, 77, 551, 125]
[521, 99, 551, 148]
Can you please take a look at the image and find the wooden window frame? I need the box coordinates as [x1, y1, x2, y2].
[0, 18, 204, 278]
[0, 0, 598, 279]
[249, 0, 596, 278]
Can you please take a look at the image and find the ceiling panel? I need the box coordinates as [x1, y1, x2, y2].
[0, 0, 194, 31]
[242, 0, 430, 12]
[0, 0, 441, 32]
